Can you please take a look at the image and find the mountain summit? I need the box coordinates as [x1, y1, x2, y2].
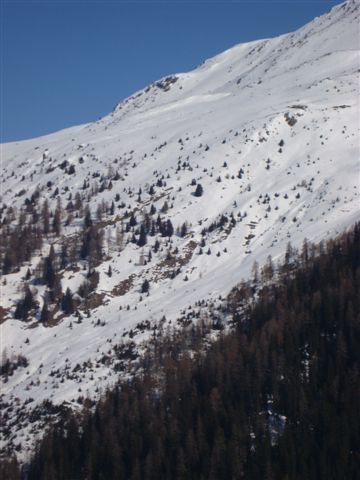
[1, 0, 359, 459]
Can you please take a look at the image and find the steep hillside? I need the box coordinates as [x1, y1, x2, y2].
[0, 0, 359, 459]
[16, 224, 360, 480]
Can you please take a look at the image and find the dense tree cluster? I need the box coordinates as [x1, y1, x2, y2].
[1, 223, 43, 275]
[3, 224, 358, 479]
[2, 183, 191, 327]
[0, 354, 28, 381]
[125, 211, 177, 244]
[14, 285, 37, 321]
[0, 197, 64, 275]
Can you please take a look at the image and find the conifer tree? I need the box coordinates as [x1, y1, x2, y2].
[194, 183, 203, 197]
[137, 224, 147, 247]
[141, 279, 150, 293]
[40, 299, 49, 323]
[62, 287, 75, 314]
[52, 199, 61, 236]
[41, 200, 50, 234]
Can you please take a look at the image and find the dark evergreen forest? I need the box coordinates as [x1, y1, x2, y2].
[2, 224, 359, 480]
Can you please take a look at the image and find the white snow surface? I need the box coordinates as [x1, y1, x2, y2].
[0, 0, 359, 460]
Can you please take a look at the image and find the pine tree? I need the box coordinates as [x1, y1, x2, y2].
[129, 212, 137, 227]
[84, 205, 92, 228]
[180, 222, 187, 237]
[137, 224, 147, 247]
[153, 239, 160, 253]
[3, 251, 15, 274]
[165, 219, 174, 238]
[41, 200, 50, 234]
[60, 243, 68, 269]
[14, 285, 36, 321]
[40, 299, 49, 323]
[62, 288, 75, 314]
[194, 184, 203, 197]
[110, 201, 115, 216]
[116, 224, 125, 251]
[43, 250, 56, 289]
[141, 279, 150, 293]
[52, 199, 61, 236]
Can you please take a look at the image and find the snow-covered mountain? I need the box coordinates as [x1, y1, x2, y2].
[1, 0, 359, 460]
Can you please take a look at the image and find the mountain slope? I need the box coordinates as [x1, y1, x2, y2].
[1, 0, 359, 459]
[22, 224, 360, 480]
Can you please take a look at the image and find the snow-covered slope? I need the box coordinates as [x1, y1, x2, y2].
[1, 0, 359, 459]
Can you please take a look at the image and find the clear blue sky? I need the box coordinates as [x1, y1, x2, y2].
[1, 0, 338, 143]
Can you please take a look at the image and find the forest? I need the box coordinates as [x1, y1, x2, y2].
[1, 223, 359, 480]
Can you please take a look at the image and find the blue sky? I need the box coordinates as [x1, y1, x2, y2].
[1, 0, 338, 142]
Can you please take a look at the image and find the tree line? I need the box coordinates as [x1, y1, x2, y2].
[1, 223, 359, 479]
